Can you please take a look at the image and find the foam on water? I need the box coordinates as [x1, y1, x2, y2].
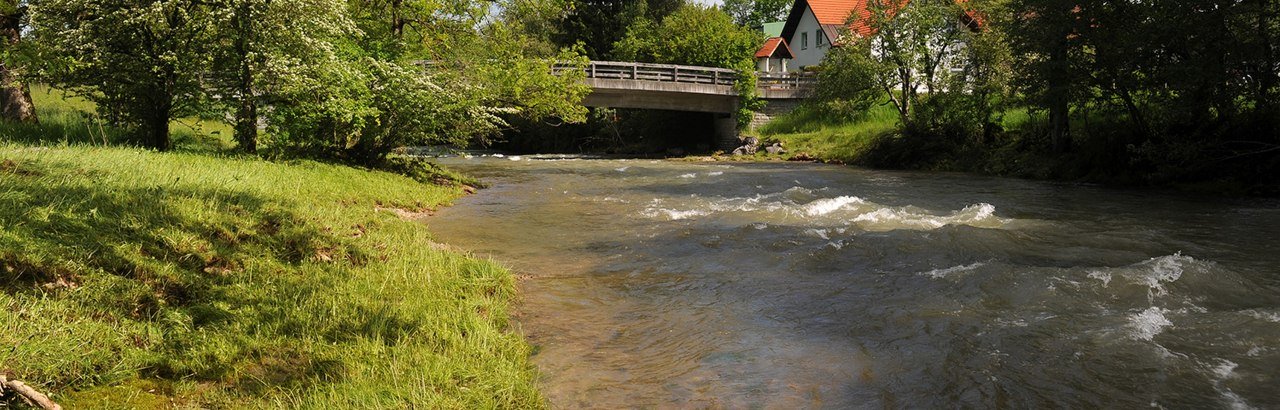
[1129, 307, 1173, 341]
[1207, 359, 1256, 410]
[645, 208, 711, 220]
[1212, 359, 1238, 380]
[1087, 270, 1113, 286]
[920, 262, 986, 279]
[1116, 253, 1193, 300]
[852, 203, 999, 229]
[637, 186, 1007, 231]
[802, 196, 866, 217]
[679, 173, 697, 179]
[1240, 309, 1280, 322]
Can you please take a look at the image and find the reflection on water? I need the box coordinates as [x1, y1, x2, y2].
[425, 155, 1280, 408]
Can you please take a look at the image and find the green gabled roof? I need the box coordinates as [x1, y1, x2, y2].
[760, 21, 785, 37]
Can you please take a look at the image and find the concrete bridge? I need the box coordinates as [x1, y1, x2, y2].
[558, 61, 814, 148]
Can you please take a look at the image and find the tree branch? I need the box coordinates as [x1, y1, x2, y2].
[0, 375, 63, 410]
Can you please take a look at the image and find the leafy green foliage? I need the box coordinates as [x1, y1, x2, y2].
[551, 0, 683, 60]
[722, 0, 791, 29]
[613, 4, 765, 126]
[30, 0, 219, 150]
[816, 0, 1009, 144]
[208, 0, 357, 153]
[613, 4, 763, 69]
[813, 44, 882, 118]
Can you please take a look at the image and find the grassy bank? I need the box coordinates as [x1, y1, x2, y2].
[756, 103, 902, 162]
[756, 103, 1275, 194]
[1, 92, 542, 407]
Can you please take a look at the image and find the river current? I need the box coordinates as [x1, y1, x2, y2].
[425, 155, 1280, 408]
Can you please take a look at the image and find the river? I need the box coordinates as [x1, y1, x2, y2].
[425, 155, 1280, 408]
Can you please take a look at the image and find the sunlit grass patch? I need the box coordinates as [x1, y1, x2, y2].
[758, 103, 900, 163]
[1, 86, 234, 151]
[1, 145, 542, 408]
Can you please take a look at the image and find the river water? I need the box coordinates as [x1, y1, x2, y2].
[425, 155, 1280, 409]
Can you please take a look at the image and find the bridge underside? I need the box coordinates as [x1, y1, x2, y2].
[581, 78, 741, 149]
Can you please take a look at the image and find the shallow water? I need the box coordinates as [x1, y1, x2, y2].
[426, 156, 1280, 408]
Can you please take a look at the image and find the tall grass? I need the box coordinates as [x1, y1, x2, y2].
[1, 92, 542, 407]
[0, 86, 234, 151]
[758, 103, 900, 162]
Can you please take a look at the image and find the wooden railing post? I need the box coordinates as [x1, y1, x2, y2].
[631, 63, 637, 80]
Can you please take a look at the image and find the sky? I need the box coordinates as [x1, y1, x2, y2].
[690, 0, 725, 6]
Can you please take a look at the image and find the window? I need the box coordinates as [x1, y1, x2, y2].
[817, 30, 825, 46]
[801, 32, 808, 50]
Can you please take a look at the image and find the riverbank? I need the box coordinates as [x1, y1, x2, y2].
[1, 145, 542, 407]
[751, 104, 1279, 196]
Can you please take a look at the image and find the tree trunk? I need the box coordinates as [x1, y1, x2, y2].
[232, 1, 258, 153]
[899, 68, 912, 121]
[235, 93, 258, 152]
[146, 98, 173, 151]
[1257, 0, 1276, 115]
[0, 4, 37, 123]
[1047, 35, 1071, 153]
[0, 64, 35, 122]
[391, 0, 405, 38]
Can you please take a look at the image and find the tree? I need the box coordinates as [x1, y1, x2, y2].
[613, 4, 762, 69]
[722, 0, 790, 29]
[815, 0, 1009, 142]
[814, 43, 882, 118]
[210, 0, 356, 153]
[256, 0, 590, 163]
[1006, 0, 1086, 153]
[31, 0, 217, 150]
[346, 0, 488, 60]
[613, 4, 764, 124]
[857, 0, 974, 122]
[1, 0, 36, 123]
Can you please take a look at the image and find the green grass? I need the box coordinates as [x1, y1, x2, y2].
[757, 103, 900, 163]
[1, 92, 543, 407]
[0, 86, 234, 152]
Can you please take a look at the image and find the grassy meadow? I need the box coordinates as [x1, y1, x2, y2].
[1, 90, 543, 408]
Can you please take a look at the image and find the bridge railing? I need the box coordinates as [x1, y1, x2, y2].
[558, 61, 741, 87]
[756, 72, 818, 90]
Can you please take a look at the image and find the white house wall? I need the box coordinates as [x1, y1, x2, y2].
[756, 57, 789, 73]
[787, 7, 830, 72]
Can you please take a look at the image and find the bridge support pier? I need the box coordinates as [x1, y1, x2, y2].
[713, 114, 739, 151]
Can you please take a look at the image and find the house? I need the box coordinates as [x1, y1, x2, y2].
[778, 0, 859, 71]
[753, 22, 793, 73]
[775, 0, 980, 72]
[755, 37, 794, 73]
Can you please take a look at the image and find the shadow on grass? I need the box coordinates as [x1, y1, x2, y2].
[0, 160, 372, 391]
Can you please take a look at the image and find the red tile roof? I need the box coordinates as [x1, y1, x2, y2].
[755, 37, 795, 59]
[806, 0, 906, 37]
[783, 0, 981, 42]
